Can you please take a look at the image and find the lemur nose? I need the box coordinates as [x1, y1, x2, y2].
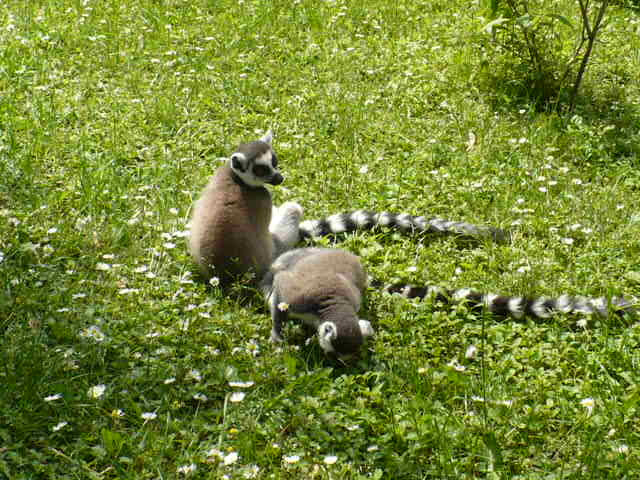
[270, 173, 284, 185]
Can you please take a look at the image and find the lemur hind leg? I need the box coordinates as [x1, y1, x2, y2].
[270, 202, 304, 256]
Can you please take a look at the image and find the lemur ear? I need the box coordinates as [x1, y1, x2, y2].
[230, 152, 247, 172]
[260, 130, 273, 145]
[358, 319, 374, 338]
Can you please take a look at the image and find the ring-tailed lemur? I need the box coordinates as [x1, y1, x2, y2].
[260, 247, 375, 359]
[189, 131, 303, 284]
[383, 283, 636, 319]
[299, 211, 507, 242]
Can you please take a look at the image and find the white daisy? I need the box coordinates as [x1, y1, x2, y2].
[80, 325, 106, 342]
[177, 463, 197, 474]
[87, 384, 106, 399]
[580, 397, 595, 415]
[277, 302, 289, 312]
[118, 288, 140, 295]
[614, 444, 629, 454]
[223, 452, 239, 465]
[141, 412, 157, 421]
[243, 465, 260, 478]
[207, 448, 223, 459]
[229, 392, 246, 403]
[323, 455, 338, 465]
[229, 381, 254, 388]
[52, 421, 68, 432]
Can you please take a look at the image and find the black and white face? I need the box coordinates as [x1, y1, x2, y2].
[317, 319, 374, 359]
[230, 131, 283, 188]
[318, 321, 338, 354]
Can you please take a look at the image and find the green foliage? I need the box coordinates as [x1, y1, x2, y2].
[481, 0, 613, 111]
[0, 0, 639, 478]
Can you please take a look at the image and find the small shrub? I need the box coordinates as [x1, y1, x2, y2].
[481, 0, 611, 111]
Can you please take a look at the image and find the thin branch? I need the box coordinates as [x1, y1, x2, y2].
[505, 0, 544, 77]
[578, 0, 592, 36]
[569, 0, 610, 111]
[558, 11, 589, 91]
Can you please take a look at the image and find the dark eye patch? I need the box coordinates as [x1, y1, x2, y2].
[253, 165, 271, 177]
[271, 153, 278, 168]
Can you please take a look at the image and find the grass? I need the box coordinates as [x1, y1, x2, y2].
[1, 0, 639, 478]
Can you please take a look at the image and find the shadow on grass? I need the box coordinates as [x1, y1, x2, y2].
[480, 63, 640, 168]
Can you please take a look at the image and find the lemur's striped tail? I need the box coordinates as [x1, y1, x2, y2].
[299, 210, 506, 242]
[384, 283, 636, 320]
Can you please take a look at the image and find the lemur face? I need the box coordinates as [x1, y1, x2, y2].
[317, 319, 374, 359]
[230, 131, 283, 188]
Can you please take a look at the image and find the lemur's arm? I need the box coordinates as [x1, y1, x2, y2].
[267, 286, 289, 343]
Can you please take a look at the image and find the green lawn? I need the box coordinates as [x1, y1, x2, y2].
[1, 0, 639, 478]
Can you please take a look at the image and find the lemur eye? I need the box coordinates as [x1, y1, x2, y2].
[271, 154, 278, 168]
[252, 165, 271, 177]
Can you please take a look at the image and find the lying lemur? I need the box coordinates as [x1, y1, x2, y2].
[260, 247, 375, 360]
